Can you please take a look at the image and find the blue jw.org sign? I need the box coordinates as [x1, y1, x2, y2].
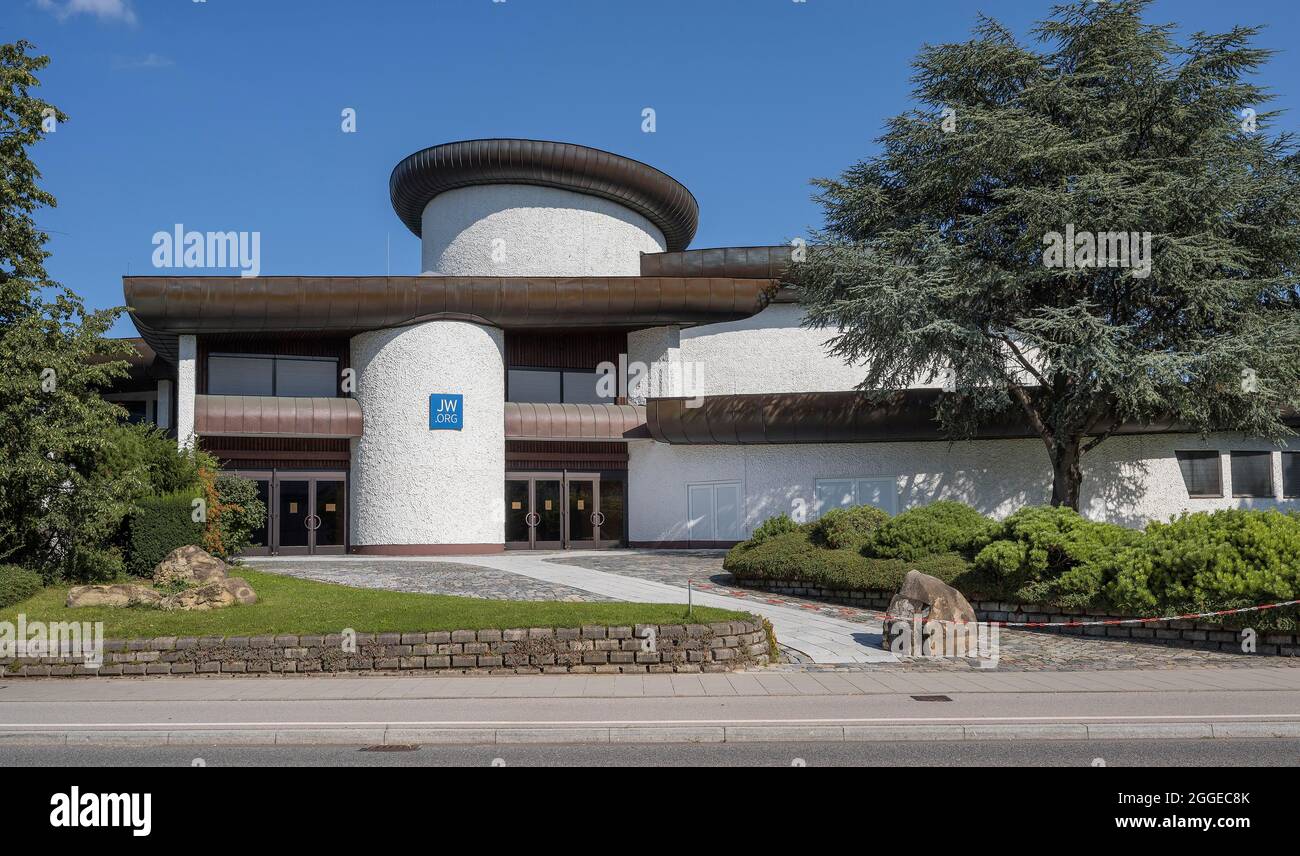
[429, 393, 463, 430]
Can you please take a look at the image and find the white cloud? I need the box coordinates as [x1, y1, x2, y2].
[111, 53, 174, 70]
[36, 0, 138, 25]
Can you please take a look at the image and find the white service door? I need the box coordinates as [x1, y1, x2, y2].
[687, 482, 743, 542]
[688, 484, 716, 540]
[714, 483, 742, 540]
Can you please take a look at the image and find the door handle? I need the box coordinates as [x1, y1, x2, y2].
[525, 511, 540, 527]
[591, 511, 606, 526]
[305, 514, 321, 531]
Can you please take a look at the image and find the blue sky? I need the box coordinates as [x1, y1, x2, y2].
[8, 0, 1300, 338]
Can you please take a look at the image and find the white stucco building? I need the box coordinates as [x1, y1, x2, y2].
[109, 139, 1300, 554]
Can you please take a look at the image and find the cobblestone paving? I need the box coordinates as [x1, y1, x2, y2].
[547, 551, 1300, 672]
[245, 559, 611, 603]
[543, 551, 736, 589]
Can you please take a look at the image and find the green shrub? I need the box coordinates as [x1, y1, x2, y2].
[126, 490, 203, 577]
[0, 565, 42, 608]
[725, 529, 971, 591]
[99, 423, 206, 498]
[969, 505, 1140, 607]
[749, 513, 800, 545]
[868, 500, 997, 560]
[64, 546, 127, 585]
[212, 474, 267, 558]
[1103, 510, 1300, 624]
[810, 504, 891, 550]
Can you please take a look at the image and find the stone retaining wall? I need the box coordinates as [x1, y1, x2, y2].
[738, 579, 1300, 656]
[0, 621, 770, 677]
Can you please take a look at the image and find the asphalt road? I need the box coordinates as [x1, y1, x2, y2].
[4, 739, 1299, 767]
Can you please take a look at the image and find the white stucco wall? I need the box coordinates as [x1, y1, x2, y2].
[349, 320, 505, 548]
[176, 335, 196, 449]
[627, 432, 1300, 543]
[420, 184, 666, 276]
[676, 304, 868, 395]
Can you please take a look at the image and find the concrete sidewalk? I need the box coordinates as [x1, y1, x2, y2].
[4, 668, 1299, 745]
[451, 553, 896, 664]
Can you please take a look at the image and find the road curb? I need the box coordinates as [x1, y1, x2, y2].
[4, 720, 1300, 746]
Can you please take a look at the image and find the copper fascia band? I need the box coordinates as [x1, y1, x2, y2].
[643, 389, 1260, 445]
[389, 139, 699, 251]
[640, 245, 803, 290]
[194, 395, 364, 438]
[125, 275, 778, 363]
[504, 402, 649, 441]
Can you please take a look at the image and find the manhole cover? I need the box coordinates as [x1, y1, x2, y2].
[359, 744, 421, 752]
[910, 695, 953, 702]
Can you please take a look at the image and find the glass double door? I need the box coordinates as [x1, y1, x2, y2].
[505, 472, 624, 550]
[237, 470, 346, 556]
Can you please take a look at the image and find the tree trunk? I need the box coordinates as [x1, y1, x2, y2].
[1050, 438, 1083, 509]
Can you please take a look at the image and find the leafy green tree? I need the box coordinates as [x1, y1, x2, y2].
[799, 1, 1300, 508]
[0, 41, 140, 577]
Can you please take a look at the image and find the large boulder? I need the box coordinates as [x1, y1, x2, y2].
[881, 570, 977, 653]
[160, 577, 257, 612]
[66, 584, 162, 609]
[153, 545, 227, 587]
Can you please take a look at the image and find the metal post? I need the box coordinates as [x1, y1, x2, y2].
[688, 579, 693, 617]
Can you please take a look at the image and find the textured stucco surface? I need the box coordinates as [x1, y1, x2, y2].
[627, 432, 1300, 542]
[625, 324, 683, 403]
[420, 184, 666, 276]
[176, 335, 196, 448]
[677, 304, 868, 395]
[350, 320, 505, 548]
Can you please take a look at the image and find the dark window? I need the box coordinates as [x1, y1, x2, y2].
[1175, 451, 1222, 498]
[507, 369, 562, 403]
[275, 358, 338, 397]
[1230, 451, 1273, 498]
[507, 367, 611, 404]
[561, 370, 604, 404]
[1284, 453, 1300, 498]
[209, 354, 338, 397]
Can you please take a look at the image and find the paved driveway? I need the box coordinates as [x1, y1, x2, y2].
[248, 551, 1299, 671]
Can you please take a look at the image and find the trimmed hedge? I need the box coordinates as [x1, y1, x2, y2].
[1102, 509, 1300, 622]
[810, 504, 890, 550]
[868, 500, 998, 561]
[725, 529, 972, 591]
[968, 505, 1141, 608]
[0, 565, 43, 608]
[126, 491, 203, 577]
[749, 513, 800, 545]
[727, 501, 1300, 632]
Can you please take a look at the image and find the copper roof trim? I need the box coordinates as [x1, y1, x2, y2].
[126, 275, 777, 363]
[504, 402, 649, 440]
[640, 246, 802, 289]
[644, 389, 1228, 445]
[194, 395, 363, 438]
[390, 139, 699, 251]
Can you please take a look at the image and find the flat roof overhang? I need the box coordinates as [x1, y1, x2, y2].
[645, 389, 1300, 445]
[390, 139, 700, 251]
[504, 402, 649, 441]
[194, 395, 364, 439]
[125, 275, 778, 363]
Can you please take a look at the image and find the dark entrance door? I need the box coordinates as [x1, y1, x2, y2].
[237, 470, 347, 556]
[504, 471, 624, 549]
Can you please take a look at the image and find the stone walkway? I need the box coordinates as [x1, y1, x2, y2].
[450, 553, 896, 664]
[248, 551, 1300, 672]
[247, 559, 610, 603]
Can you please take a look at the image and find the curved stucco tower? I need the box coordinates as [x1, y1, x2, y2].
[347, 139, 700, 552]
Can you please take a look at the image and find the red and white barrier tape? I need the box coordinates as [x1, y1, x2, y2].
[881, 598, 1300, 629]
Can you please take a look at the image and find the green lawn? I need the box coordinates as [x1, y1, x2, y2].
[0, 569, 749, 640]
